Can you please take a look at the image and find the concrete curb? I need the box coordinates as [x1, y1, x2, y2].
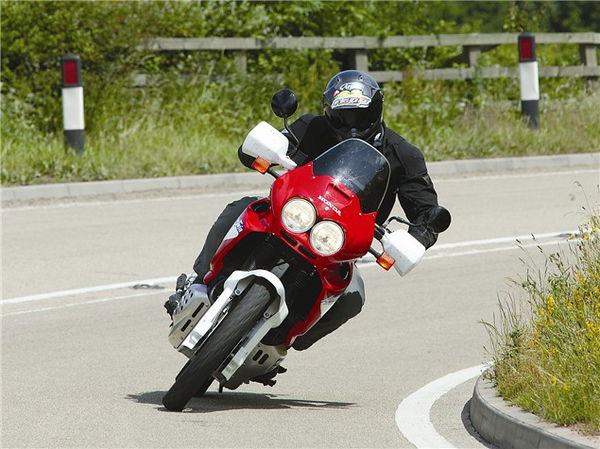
[470, 376, 599, 449]
[1, 152, 598, 202]
[0, 172, 274, 203]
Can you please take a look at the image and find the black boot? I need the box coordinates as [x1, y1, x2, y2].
[163, 273, 188, 318]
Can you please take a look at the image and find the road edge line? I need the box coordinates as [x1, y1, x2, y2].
[1, 276, 176, 305]
[395, 364, 487, 448]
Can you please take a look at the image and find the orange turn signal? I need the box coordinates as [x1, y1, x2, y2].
[376, 252, 395, 270]
[252, 157, 270, 174]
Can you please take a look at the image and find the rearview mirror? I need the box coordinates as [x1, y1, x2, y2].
[271, 88, 298, 118]
[427, 206, 451, 233]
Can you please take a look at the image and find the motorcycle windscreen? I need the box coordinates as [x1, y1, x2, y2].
[312, 138, 390, 213]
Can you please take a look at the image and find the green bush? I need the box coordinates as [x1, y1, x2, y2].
[2, 1, 599, 185]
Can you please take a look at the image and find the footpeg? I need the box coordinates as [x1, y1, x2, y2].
[248, 365, 287, 387]
[164, 293, 181, 318]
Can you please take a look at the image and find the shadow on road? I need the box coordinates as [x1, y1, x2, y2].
[126, 390, 356, 413]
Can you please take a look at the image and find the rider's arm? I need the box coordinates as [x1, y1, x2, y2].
[392, 140, 442, 249]
[399, 177, 440, 249]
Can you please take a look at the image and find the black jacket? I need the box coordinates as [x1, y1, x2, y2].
[239, 114, 441, 248]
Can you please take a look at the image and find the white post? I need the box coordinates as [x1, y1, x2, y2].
[62, 54, 85, 153]
[518, 33, 539, 129]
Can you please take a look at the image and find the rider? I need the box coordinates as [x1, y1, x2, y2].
[168, 70, 448, 352]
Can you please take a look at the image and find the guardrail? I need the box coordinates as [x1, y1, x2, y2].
[136, 32, 599, 84]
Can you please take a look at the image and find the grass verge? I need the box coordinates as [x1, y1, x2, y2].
[483, 206, 600, 434]
[2, 79, 599, 186]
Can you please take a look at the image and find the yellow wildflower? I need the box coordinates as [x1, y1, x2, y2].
[584, 321, 600, 336]
[547, 294, 556, 314]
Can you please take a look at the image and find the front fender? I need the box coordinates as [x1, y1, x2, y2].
[217, 270, 289, 382]
[179, 270, 288, 357]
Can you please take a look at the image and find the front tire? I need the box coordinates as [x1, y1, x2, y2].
[162, 281, 272, 411]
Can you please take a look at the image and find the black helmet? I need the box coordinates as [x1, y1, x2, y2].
[323, 70, 383, 142]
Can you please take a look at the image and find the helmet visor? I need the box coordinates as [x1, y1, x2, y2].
[327, 104, 381, 132]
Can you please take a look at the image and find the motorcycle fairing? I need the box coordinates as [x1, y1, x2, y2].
[203, 139, 391, 347]
[270, 163, 377, 263]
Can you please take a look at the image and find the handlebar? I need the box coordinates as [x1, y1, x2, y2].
[384, 216, 418, 228]
[375, 216, 418, 241]
[266, 167, 280, 179]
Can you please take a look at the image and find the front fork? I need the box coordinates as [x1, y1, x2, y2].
[214, 270, 289, 388]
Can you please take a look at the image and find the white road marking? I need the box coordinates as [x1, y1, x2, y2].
[1, 231, 575, 308]
[430, 230, 576, 250]
[434, 168, 597, 183]
[1, 276, 176, 305]
[0, 239, 558, 316]
[359, 232, 575, 269]
[2, 290, 160, 316]
[426, 238, 567, 259]
[396, 364, 488, 449]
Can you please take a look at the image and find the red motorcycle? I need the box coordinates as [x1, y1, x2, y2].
[162, 89, 450, 412]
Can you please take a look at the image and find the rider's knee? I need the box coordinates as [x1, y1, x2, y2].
[340, 290, 364, 319]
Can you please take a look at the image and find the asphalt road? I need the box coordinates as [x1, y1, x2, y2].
[2, 167, 599, 448]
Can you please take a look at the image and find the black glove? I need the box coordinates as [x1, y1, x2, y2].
[408, 225, 438, 249]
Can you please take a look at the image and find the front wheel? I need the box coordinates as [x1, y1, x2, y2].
[162, 281, 272, 411]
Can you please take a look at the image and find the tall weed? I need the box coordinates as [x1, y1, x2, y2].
[483, 207, 600, 433]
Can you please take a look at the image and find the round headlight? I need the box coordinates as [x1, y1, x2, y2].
[310, 221, 345, 256]
[281, 198, 317, 233]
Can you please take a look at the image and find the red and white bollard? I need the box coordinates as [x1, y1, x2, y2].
[518, 33, 539, 129]
[62, 54, 85, 153]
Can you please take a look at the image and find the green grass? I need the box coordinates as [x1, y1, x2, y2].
[418, 95, 600, 161]
[2, 78, 599, 186]
[483, 211, 600, 434]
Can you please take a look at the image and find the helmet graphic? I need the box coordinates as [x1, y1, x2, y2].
[323, 70, 383, 142]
